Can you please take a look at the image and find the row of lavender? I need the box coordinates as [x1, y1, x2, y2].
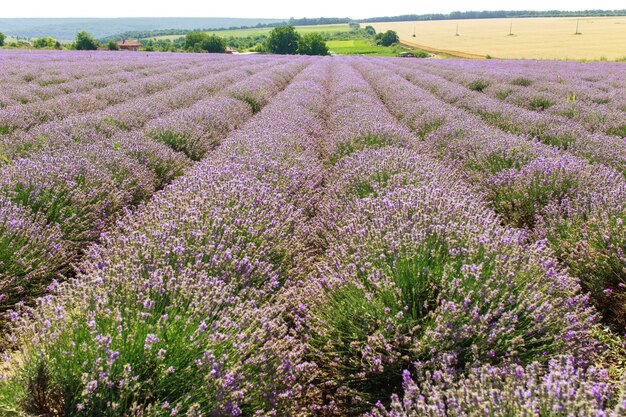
[0, 51, 216, 109]
[0, 53, 309, 312]
[293, 62, 609, 416]
[358, 58, 626, 334]
[0, 55, 274, 136]
[0, 57, 333, 416]
[410, 59, 626, 137]
[386, 60, 626, 176]
[1, 54, 624, 416]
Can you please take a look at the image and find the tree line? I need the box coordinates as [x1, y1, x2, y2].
[182, 26, 331, 55]
[0, 27, 335, 54]
[0, 30, 99, 50]
[360, 9, 626, 23]
[0, 25, 401, 55]
[100, 17, 353, 42]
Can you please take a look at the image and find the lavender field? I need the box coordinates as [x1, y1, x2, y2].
[1, 49, 626, 416]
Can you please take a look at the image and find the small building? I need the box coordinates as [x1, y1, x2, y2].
[118, 40, 142, 51]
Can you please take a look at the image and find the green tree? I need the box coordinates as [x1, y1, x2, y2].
[375, 30, 400, 46]
[252, 42, 267, 53]
[364, 25, 376, 36]
[33, 37, 58, 48]
[107, 40, 120, 50]
[201, 35, 226, 53]
[182, 32, 226, 53]
[153, 39, 173, 52]
[184, 32, 208, 51]
[74, 31, 98, 50]
[297, 32, 328, 56]
[0, 32, 5, 47]
[265, 25, 300, 55]
[348, 21, 360, 31]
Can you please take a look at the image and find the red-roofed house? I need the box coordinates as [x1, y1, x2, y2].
[118, 40, 142, 51]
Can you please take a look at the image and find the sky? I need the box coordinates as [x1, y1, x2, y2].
[2, 0, 625, 19]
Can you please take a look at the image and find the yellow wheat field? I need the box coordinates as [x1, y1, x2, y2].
[370, 17, 626, 60]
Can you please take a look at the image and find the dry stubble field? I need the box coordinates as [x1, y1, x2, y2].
[371, 16, 626, 60]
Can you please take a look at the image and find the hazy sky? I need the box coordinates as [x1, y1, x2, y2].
[2, 0, 625, 18]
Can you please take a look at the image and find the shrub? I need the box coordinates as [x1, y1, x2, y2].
[0, 197, 67, 311]
[251, 42, 267, 53]
[33, 37, 58, 49]
[462, 143, 538, 176]
[201, 34, 226, 53]
[368, 357, 619, 417]
[541, 203, 626, 331]
[0, 32, 5, 47]
[146, 97, 251, 160]
[330, 133, 401, 165]
[607, 124, 626, 137]
[74, 31, 98, 50]
[107, 40, 120, 51]
[495, 89, 512, 100]
[108, 132, 193, 188]
[183, 32, 227, 53]
[183, 31, 208, 50]
[349, 21, 361, 31]
[297, 32, 328, 56]
[57, 144, 158, 206]
[541, 132, 578, 149]
[0, 155, 124, 246]
[265, 25, 300, 54]
[486, 156, 594, 228]
[375, 30, 399, 46]
[468, 79, 490, 92]
[529, 97, 555, 111]
[511, 77, 533, 86]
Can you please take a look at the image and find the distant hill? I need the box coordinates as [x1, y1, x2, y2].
[101, 17, 352, 42]
[0, 18, 284, 40]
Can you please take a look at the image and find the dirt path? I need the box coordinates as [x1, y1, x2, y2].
[400, 41, 488, 59]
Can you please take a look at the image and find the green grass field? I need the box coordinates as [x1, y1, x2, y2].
[153, 24, 351, 41]
[326, 39, 415, 56]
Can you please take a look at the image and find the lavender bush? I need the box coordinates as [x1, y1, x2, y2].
[0, 197, 67, 311]
[368, 357, 623, 417]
